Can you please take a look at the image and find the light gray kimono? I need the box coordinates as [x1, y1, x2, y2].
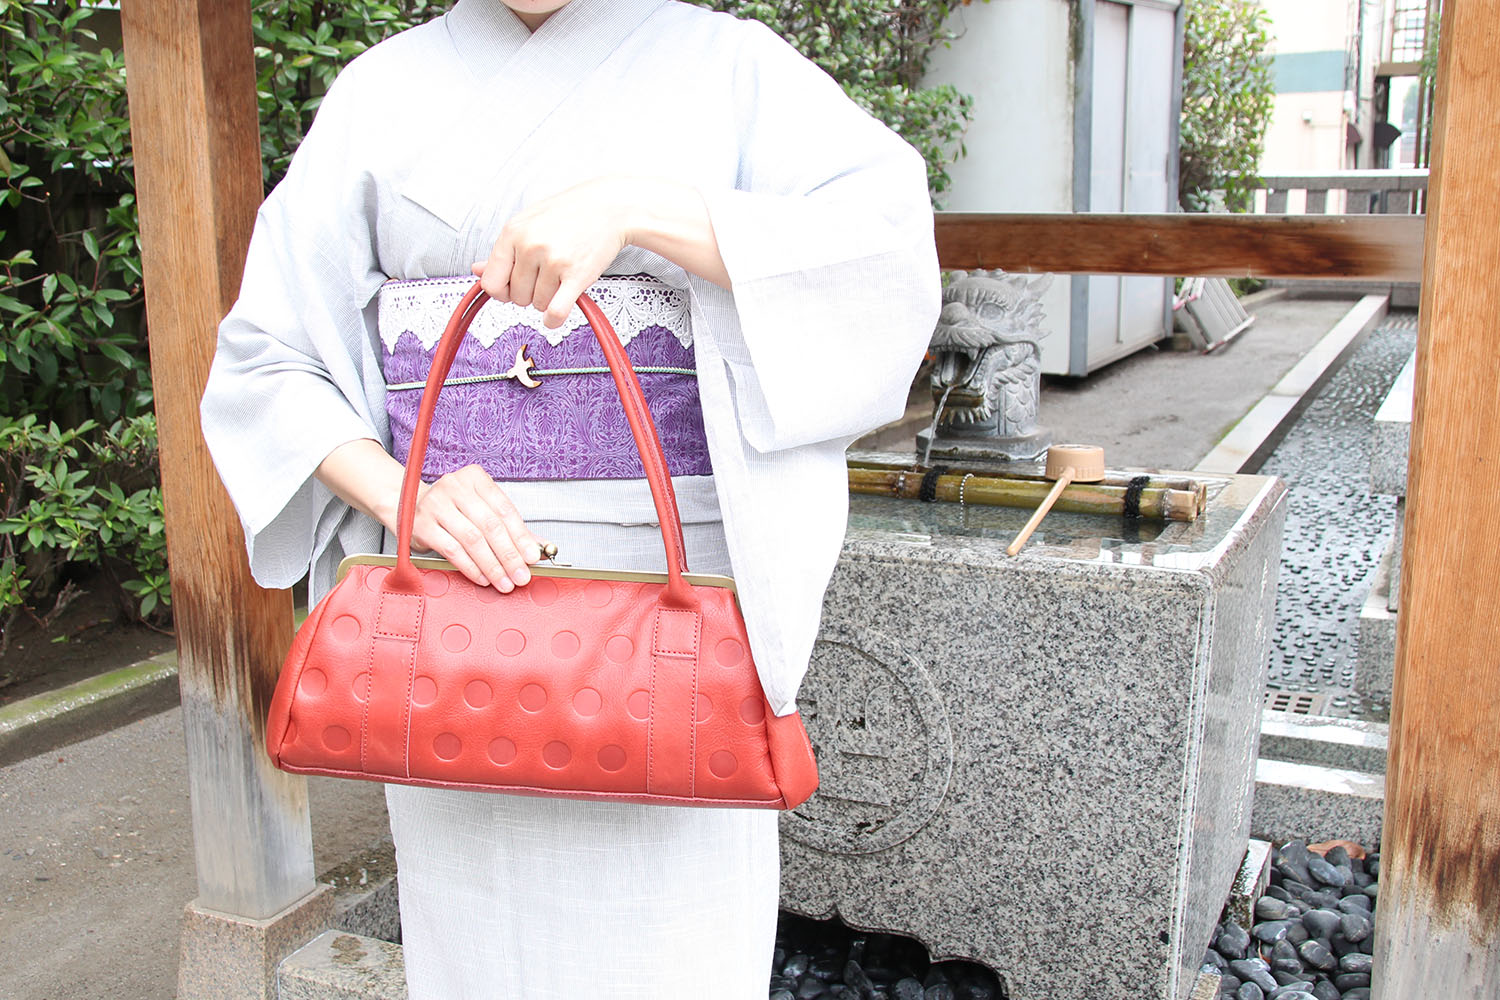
[201, 1, 939, 992]
[201, 0, 939, 718]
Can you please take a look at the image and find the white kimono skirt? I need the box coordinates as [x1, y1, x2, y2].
[200, 1, 941, 996]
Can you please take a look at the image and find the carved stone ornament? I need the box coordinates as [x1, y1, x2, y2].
[920, 270, 1054, 461]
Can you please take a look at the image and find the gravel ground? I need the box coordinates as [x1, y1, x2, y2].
[1258, 312, 1418, 718]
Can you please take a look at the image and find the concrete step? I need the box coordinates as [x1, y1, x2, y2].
[1251, 758, 1384, 848]
[1260, 709, 1388, 774]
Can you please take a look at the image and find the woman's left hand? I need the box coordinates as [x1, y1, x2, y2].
[473, 176, 730, 328]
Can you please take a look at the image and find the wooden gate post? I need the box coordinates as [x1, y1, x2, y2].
[1374, 0, 1500, 995]
[120, 2, 329, 997]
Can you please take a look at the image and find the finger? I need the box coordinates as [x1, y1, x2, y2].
[431, 501, 516, 593]
[476, 477, 545, 565]
[543, 273, 592, 330]
[450, 479, 533, 587]
[508, 251, 539, 312]
[531, 269, 563, 327]
[411, 520, 491, 589]
[476, 242, 515, 302]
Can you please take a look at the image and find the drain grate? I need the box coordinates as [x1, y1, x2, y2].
[1264, 690, 1329, 715]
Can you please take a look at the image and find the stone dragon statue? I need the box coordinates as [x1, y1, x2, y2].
[928, 270, 1053, 454]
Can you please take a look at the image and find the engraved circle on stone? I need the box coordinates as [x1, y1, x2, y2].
[497, 629, 526, 656]
[364, 566, 390, 592]
[605, 635, 633, 662]
[551, 630, 580, 658]
[331, 614, 360, 643]
[464, 679, 492, 709]
[543, 741, 572, 768]
[781, 633, 956, 855]
[519, 683, 547, 712]
[412, 676, 438, 706]
[739, 697, 765, 726]
[352, 673, 368, 702]
[695, 693, 712, 721]
[709, 750, 737, 778]
[441, 624, 471, 652]
[627, 690, 650, 720]
[598, 744, 627, 772]
[573, 687, 602, 716]
[528, 577, 559, 606]
[433, 732, 461, 760]
[422, 571, 449, 597]
[715, 638, 744, 666]
[323, 726, 351, 751]
[298, 668, 327, 697]
[488, 737, 516, 765]
[584, 581, 613, 607]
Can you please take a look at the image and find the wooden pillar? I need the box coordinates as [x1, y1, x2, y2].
[120, 0, 313, 920]
[1375, 0, 1500, 995]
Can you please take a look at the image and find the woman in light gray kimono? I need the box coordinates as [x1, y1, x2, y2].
[201, 0, 939, 996]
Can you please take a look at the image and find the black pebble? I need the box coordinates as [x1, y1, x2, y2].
[1339, 909, 1374, 943]
[1301, 908, 1341, 939]
[1339, 952, 1373, 975]
[784, 954, 810, 979]
[1265, 885, 1293, 903]
[923, 986, 955, 1000]
[1270, 939, 1302, 975]
[891, 979, 924, 1000]
[1256, 896, 1293, 921]
[1229, 959, 1278, 994]
[1336, 895, 1372, 914]
[1219, 923, 1252, 958]
[1252, 920, 1295, 944]
[1205, 949, 1228, 971]
[1310, 982, 1340, 1000]
[1297, 939, 1337, 971]
[771, 992, 796, 1000]
[1343, 989, 1372, 1000]
[1335, 972, 1372, 991]
[1324, 846, 1351, 868]
[1235, 983, 1265, 1000]
[843, 960, 876, 998]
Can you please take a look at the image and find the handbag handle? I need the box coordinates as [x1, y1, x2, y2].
[386, 281, 697, 608]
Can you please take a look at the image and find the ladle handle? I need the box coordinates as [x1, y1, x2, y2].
[1006, 468, 1076, 557]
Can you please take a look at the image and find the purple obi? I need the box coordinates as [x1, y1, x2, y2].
[378, 275, 711, 482]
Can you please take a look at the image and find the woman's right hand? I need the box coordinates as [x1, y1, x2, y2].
[314, 440, 546, 592]
[408, 463, 545, 593]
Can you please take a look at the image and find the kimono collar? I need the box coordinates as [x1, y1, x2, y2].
[407, 0, 670, 229]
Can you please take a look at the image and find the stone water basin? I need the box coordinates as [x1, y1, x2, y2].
[779, 458, 1288, 1000]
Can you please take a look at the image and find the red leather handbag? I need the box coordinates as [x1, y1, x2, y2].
[265, 281, 819, 809]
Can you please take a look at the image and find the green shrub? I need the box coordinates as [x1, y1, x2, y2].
[689, 0, 978, 200]
[1178, 0, 1275, 212]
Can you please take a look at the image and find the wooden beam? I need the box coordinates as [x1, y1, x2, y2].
[935, 212, 1425, 281]
[1375, 0, 1500, 993]
[120, 0, 313, 919]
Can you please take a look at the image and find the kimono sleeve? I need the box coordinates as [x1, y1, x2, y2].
[199, 75, 388, 589]
[700, 23, 942, 453]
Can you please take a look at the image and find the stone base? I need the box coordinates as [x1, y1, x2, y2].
[1259, 710, 1389, 774]
[1223, 840, 1273, 931]
[915, 427, 1051, 464]
[278, 930, 408, 1000]
[178, 884, 335, 1000]
[1251, 759, 1385, 847]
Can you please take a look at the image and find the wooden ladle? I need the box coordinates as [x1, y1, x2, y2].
[1005, 444, 1107, 556]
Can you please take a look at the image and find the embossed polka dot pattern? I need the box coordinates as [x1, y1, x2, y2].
[441, 624, 470, 652]
[463, 679, 491, 709]
[268, 557, 820, 810]
[331, 615, 360, 642]
[422, 571, 450, 597]
[363, 566, 389, 592]
[488, 737, 516, 765]
[708, 750, 737, 778]
[551, 630, 580, 658]
[598, 745, 626, 771]
[519, 683, 547, 712]
[433, 732, 461, 760]
[573, 687, 602, 716]
[542, 741, 572, 768]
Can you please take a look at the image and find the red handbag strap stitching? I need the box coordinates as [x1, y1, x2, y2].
[389, 282, 696, 608]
